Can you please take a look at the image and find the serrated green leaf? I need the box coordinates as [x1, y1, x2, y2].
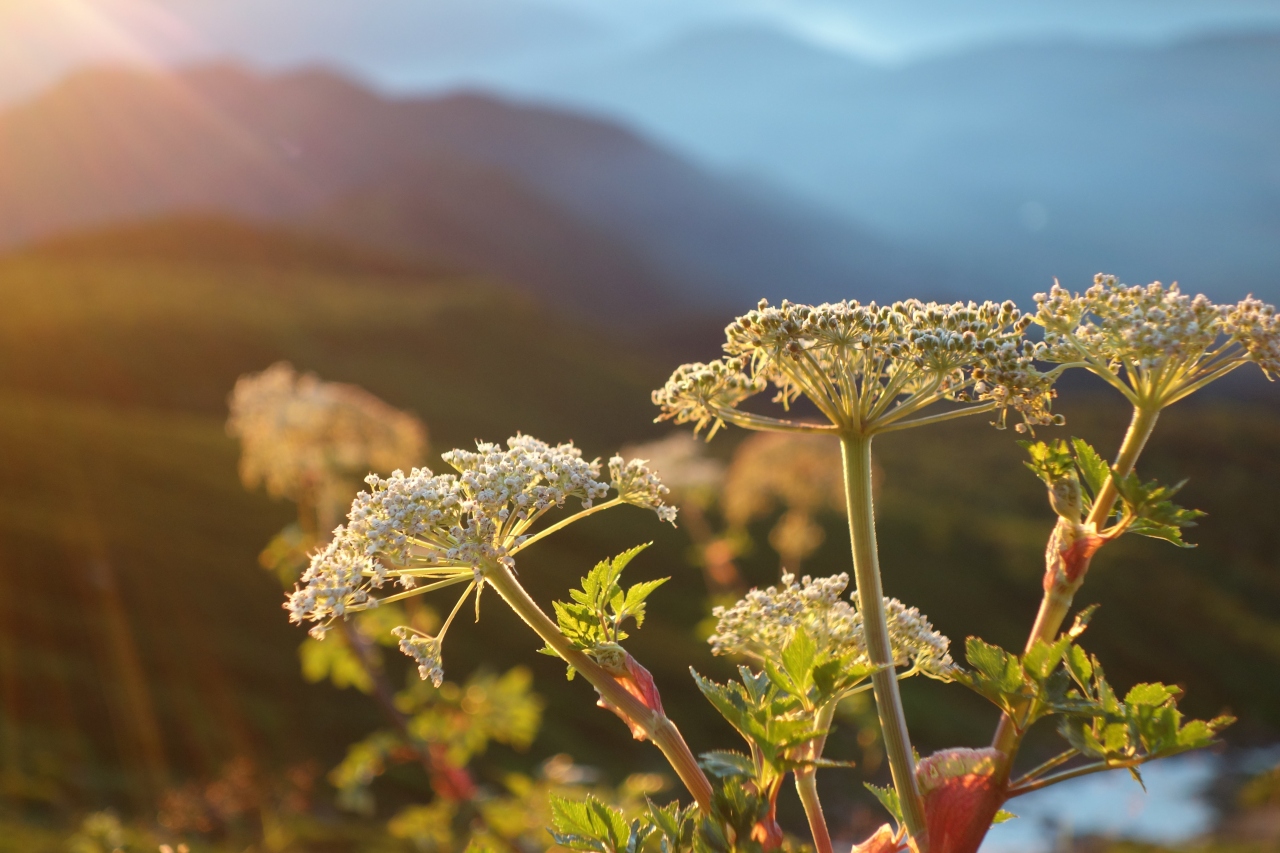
[1066, 604, 1099, 640]
[1065, 644, 1094, 688]
[548, 795, 631, 853]
[1024, 637, 1071, 681]
[1125, 683, 1180, 707]
[699, 751, 753, 779]
[865, 783, 904, 827]
[1071, 438, 1111, 498]
[992, 810, 1017, 824]
[781, 627, 818, 696]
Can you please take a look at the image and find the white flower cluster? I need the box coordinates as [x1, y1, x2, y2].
[286, 537, 384, 638]
[655, 298, 1055, 433]
[392, 627, 444, 687]
[650, 358, 766, 436]
[285, 435, 677, 640]
[707, 573, 955, 681]
[609, 455, 679, 524]
[1227, 296, 1280, 377]
[1036, 275, 1280, 386]
[227, 362, 426, 502]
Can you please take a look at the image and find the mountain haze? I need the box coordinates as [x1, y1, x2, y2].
[0, 64, 931, 319]
[537, 27, 1280, 302]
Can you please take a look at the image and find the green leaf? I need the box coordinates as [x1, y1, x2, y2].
[992, 810, 1017, 825]
[1023, 637, 1072, 681]
[699, 751, 753, 779]
[1065, 645, 1094, 689]
[619, 578, 669, 629]
[1071, 438, 1111, 498]
[865, 783, 904, 828]
[645, 799, 696, 853]
[781, 627, 817, 696]
[1124, 683, 1180, 707]
[549, 795, 633, 853]
[1115, 474, 1204, 547]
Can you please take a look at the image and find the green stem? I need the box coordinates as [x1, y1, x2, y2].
[1007, 758, 1142, 797]
[992, 404, 1161, 757]
[511, 498, 625, 554]
[840, 434, 929, 850]
[794, 703, 837, 853]
[482, 561, 714, 812]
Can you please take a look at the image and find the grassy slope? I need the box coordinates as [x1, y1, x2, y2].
[1, 218, 1278, 829]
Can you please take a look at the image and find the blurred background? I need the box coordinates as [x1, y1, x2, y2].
[1, 2, 1279, 851]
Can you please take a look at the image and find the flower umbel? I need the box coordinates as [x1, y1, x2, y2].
[285, 435, 678, 680]
[708, 573, 955, 682]
[654, 298, 1057, 437]
[1035, 275, 1280, 406]
[227, 361, 426, 505]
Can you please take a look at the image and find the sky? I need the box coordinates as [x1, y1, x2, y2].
[3, 0, 1280, 104]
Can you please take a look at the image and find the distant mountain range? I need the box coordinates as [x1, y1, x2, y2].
[532, 27, 1280, 303]
[0, 64, 933, 321]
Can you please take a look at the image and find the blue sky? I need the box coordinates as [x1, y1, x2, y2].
[3, 0, 1280, 104]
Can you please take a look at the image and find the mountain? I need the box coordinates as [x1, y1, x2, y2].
[0, 63, 931, 320]
[0, 0, 620, 108]
[534, 27, 1280, 303]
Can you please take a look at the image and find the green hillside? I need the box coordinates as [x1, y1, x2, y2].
[0, 217, 1278, 840]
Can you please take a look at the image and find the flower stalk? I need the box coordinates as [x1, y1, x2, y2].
[842, 433, 929, 847]
[794, 702, 838, 853]
[481, 559, 714, 812]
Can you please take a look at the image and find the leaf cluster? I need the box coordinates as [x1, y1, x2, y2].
[692, 667, 827, 792]
[1021, 438, 1203, 545]
[955, 610, 1232, 793]
[758, 627, 878, 712]
[544, 544, 668, 677]
[550, 781, 787, 853]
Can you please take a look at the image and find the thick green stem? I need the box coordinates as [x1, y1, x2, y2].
[840, 434, 929, 850]
[483, 562, 714, 812]
[794, 703, 837, 853]
[992, 405, 1161, 758]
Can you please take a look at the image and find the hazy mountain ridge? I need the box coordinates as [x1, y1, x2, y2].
[534, 26, 1280, 302]
[0, 63, 931, 320]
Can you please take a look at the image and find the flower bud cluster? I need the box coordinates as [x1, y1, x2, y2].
[609, 455, 679, 523]
[656, 298, 1051, 433]
[1227, 297, 1280, 377]
[708, 573, 955, 681]
[650, 359, 766, 436]
[1037, 276, 1227, 369]
[392, 627, 444, 687]
[227, 362, 426, 502]
[1036, 275, 1280, 388]
[971, 340, 1061, 432]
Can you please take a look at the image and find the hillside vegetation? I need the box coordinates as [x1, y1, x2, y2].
[0, 218, 1278, 830]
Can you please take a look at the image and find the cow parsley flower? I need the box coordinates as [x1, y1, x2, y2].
[707, 573, 955, 682]
[227, 361, 427, 504]
[654, 298, 1057, 437]
[393, 627, 444, 687]
[284, 434, 679, 679]
[1035, 275, 1280, 406]
[609, 455, 679, 524]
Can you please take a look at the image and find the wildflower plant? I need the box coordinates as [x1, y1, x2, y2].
[653, 298, 1059, 846]
[229, 364, 551, 849]
[270, 278, 1279, 853]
